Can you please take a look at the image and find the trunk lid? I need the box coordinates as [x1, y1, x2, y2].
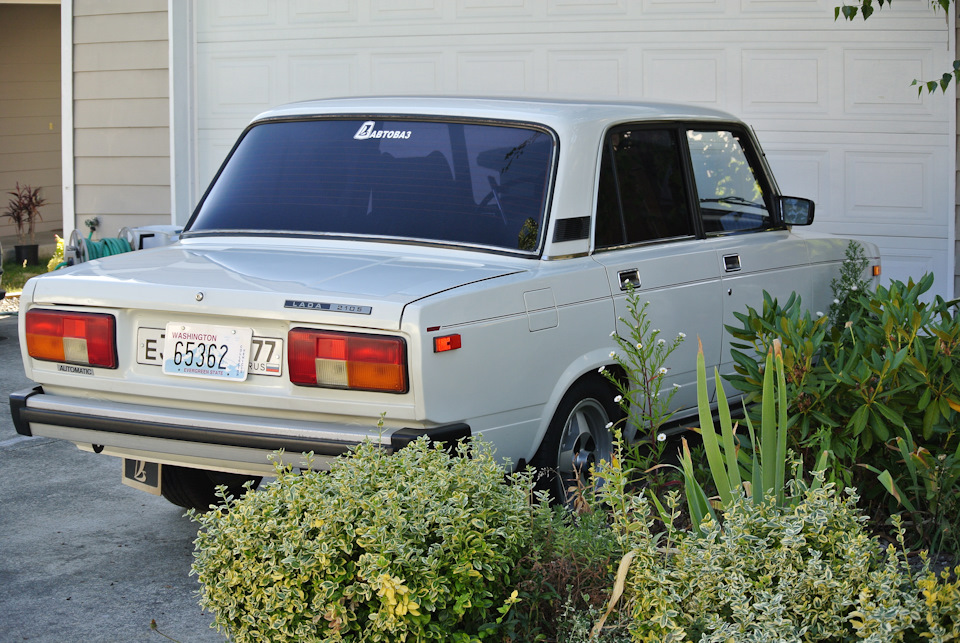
[30, 241, 524, 330]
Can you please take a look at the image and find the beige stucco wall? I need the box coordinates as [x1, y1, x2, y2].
[72, 0, 169, 238]
[0, 3, 62, 249]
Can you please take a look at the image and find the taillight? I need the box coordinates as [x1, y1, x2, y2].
[288, 329, 407, 393]
[25, 309, 118, 369]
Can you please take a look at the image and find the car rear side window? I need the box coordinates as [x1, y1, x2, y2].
[687, 129, 773, 234]
[188, 119, 554, 253]
[594, 127, 693, 249]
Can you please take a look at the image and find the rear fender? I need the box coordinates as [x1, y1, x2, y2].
[525, 347, 620, 464]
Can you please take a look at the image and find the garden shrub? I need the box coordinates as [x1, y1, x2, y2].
[190, 438, 533, 642]
[507, 498, 627, 641]
[727, 272, 960, 459]
[604, 480, 960, 642]
[724, 270, 960, 555]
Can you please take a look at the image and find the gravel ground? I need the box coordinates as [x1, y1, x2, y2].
[1, 294, 19, 314]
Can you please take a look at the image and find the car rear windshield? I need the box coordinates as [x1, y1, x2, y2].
[187, 118, 555, 253]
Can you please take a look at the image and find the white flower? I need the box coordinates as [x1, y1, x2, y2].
[833, 298, 840, 304]
[657, 338, 666, 346]
[609, 351, 616, 358]
[598, 366, 605, 373]
[609, 330, 617, 337]
[677, 332, 686, 339]
[672, 383, 681, 390]
[636, 342, 643, 350]
[658, 367, 668, 376]
[657, 433, 666, 442]
[605, 422, 614, 429]
[614, 395, 623, 403]
[652, 329, 660, 334]
[816, 311, 824, 317]
[850, 285, 858, 291]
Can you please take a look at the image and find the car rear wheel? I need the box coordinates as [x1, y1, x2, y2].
[531, 377, 621, 504]
[160, 465, 261, 512]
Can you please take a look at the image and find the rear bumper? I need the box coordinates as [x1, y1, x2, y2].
[10, 386, 470, 470]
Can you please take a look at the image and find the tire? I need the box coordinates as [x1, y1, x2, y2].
[531, 377, 621, 504]
[160, 465, 261, 511]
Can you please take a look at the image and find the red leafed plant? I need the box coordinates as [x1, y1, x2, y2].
[3, 182, 46, 245]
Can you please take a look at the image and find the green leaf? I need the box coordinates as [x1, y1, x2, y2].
[840, 5, 859, 20]
[697, 342, 732, 506]
[941, 72, 953, 92]
[877, 469, 917, 513]
[869, 409, 890, 442]
[873, 400, 904, 429]
[849, 404, 869, 436]
[922, 403, 939, 441]
[715, 369, 743, 493]
[761, 348, 778, 498]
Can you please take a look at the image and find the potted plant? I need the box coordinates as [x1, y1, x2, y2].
[3, 182, 45, 265]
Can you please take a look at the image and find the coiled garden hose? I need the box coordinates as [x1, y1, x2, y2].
[66, 229, 133, 265]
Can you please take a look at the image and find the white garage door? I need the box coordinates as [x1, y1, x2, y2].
[194, 0, 956, 297]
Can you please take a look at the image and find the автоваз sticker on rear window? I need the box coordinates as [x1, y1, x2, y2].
[353, 121, 412, 140]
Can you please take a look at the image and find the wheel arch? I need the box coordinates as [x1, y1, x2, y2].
[523, 348, 624, 465]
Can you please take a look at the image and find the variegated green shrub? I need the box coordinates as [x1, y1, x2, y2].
[601, 481, 955, 642]
[190, 438, 533, 642]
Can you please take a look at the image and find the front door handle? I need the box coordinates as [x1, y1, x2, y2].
[618, 269, 640, 291]
[723, 254, 741, 272]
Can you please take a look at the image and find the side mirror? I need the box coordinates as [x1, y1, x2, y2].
[780, 196, 815, 226]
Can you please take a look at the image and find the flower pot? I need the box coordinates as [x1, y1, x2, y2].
[14, 244, 39, 266]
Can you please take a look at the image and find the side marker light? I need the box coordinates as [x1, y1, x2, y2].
[434, 334, 461, 353]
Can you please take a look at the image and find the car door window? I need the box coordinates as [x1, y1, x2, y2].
[687, 129, 773, 234]
[595, 128, 694, 249]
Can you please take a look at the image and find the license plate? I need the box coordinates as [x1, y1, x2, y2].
[162, 323, 252, 381]
[122, 459, 161, 495]
[137, 327, 284, 377]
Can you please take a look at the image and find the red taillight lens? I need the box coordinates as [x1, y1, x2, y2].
[25, 309, 118, 369]
[288, 329, 407, 393]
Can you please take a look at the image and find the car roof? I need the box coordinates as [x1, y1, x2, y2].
[252, 95, 742, 128]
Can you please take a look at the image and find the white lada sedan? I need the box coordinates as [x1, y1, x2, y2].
[10, 97, 878, 510]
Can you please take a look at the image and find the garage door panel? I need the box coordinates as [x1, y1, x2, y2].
[548, 50, 626, 97]
[200, 55, 276, 120]
[844, 49, 935, 114]
[289, 55, 360, 102]
[458, 51, 535, 94]
[642, 50, 726, 105]
[371, 52, 444, 93]
[845, 149, 946, 222]
[741, 49, 828, 114]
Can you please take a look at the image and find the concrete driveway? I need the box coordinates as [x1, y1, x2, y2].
[0, 314, 224, 642]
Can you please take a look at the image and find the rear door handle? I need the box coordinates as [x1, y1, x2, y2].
[618, 269, 640, 291]
[723, 254, 741, 272]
